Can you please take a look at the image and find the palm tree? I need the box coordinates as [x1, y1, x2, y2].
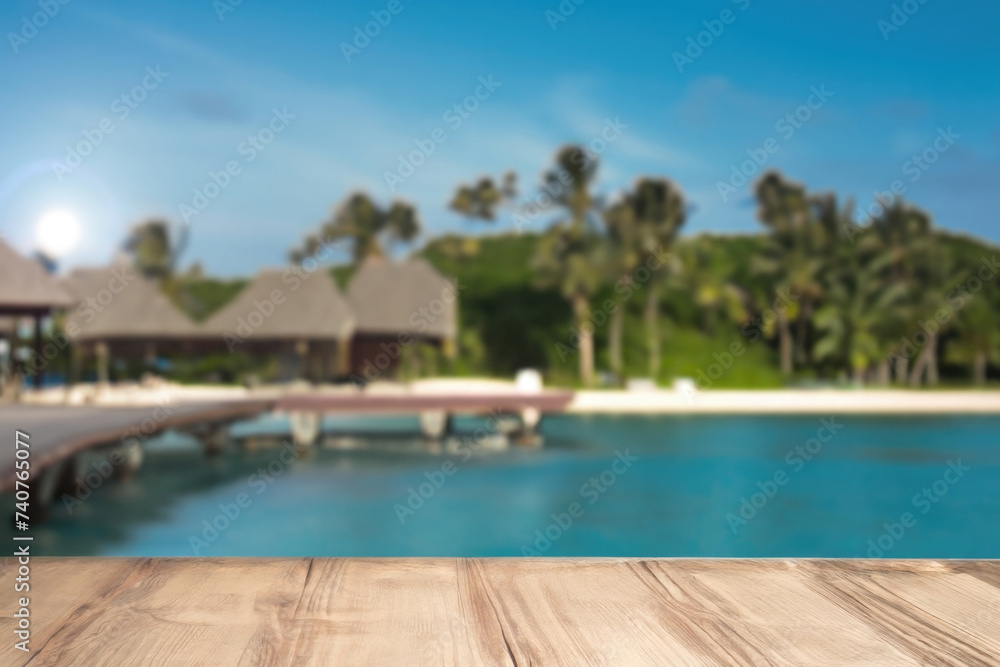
[123, 220, 188, 281]
[814, 208, 909, 384]
[752, 171, 832, 376]
[533, 146, 603, 386]
[865, 202, 934, 382]
[814, 276, 907, 384]
[293, 192, 419, 266]
[449, 172, 517, 222]
[752, 172, 805, 376]
[604, 178, 686, 381]
[603, 196, 638, 381]
[122, 220, 192, 316]
[886, 207, 954, 387]
[676, 236, 747, 336]
[948, 281, 1000, 385]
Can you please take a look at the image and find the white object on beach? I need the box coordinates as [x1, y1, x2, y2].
[515, 369, 543, 393]
[673, 378, 697, 395]
[626, 378, 658, 393]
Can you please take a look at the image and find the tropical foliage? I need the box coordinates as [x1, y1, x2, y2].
[157, 145, 997, 388]
[291, 192, 420, 266]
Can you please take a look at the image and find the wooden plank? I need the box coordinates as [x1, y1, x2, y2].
[286, 558, 496, 666]
[9, 558, 308, 666]
[0, 557, 136, 666]
[800, 561, 1000, 666]
[656, 560, 919, 665]
[947, 560, 1000, 591]
[0, 558, 997, 666]
[470, 559, 711, 665]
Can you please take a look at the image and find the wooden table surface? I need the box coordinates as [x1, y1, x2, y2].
[2, 558, 998, 666]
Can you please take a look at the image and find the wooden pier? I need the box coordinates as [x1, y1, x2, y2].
[0, 400, 273, 494]
[0, 390, 574, 494]
[1, 557, 997, 665]
[276, 390, 575, 442]
[275, 390, 574, 413]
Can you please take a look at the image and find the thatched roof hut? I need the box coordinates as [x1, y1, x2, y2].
[344, 258, 458, 380]
[0, 241, 74, 313]
[346, 258, 457, 340]
[0, 243, 73, 388]
[201, 269, 355, 380]
[201, 269, 354, 342]
[61, 265, 200, 341]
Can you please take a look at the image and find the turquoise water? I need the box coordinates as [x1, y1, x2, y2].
[9, 414, 1000, 557]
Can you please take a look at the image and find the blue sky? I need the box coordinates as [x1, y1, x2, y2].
[1, 0, 997, 275]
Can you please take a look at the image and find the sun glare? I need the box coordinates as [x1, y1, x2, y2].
[36, 208, 81, 258]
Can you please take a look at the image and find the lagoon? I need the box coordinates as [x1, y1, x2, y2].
[9, 413, 999, 558]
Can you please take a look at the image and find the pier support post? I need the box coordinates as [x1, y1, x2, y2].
[184, 421, 231, 457]
[419, 410, 452, 441]
[290, 411, 321, 447]
[520, 408, 541, 433]
[515, 408, 542, 446]
[116, 441, 144, 480]
[28, 459, 71, 522]
[202, 424, 230, 457]
[52, 457, 81, 499]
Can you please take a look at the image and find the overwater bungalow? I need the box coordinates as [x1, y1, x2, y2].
[346, 258, 458, 378]
[0, 241, 74, 389]
[60, 264, 201, 382]
[201, 268, 355, 382]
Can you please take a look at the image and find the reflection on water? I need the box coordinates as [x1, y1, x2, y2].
[4, 414, 999, 558]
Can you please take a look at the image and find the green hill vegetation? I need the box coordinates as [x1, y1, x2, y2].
[116, 144, 999, 389]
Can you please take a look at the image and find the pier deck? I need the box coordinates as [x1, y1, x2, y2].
[0, 401, 273, 493]
[274, 390, 574, 413]
[0, 391, 574, 493]
[1, 558, 997, 665]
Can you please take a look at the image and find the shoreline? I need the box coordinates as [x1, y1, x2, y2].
[13, 380, 1000, 414]
[568, 389, 1000, 414]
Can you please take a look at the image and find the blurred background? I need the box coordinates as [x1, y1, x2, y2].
[0, 0, 998, 558]
[1, 1, 998, 387]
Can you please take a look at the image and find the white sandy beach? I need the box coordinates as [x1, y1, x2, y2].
[14, 378, 1000, 414]
[568, 389, 1000, 414]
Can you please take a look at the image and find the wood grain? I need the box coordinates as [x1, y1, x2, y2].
[0, 558, 997, 666]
